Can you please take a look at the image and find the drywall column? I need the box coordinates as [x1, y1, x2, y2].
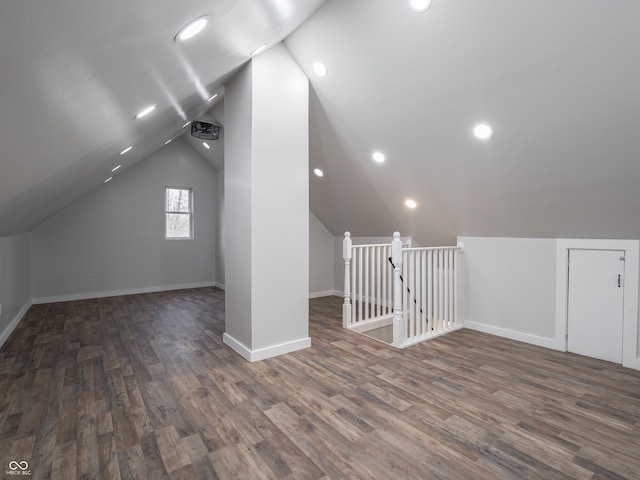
[0, 234, 31, 347]
[223, 44, 310, 361]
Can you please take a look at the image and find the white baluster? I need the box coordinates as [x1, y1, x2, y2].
[343, 232, 352, 328]
[392, 232, 404, 347]
[444, 249, 449, 328]
[427, 250, 433, 333]
[382, 246, 388, 315]
[448, 249, 454, 326]
[364, 247, 370, 321]
[376, 246, 381, 318]
[439, 249, 444, 331]
[358, 247, 363, 323]
[421, 250, 427, 336]
[409, 250, 415, 339]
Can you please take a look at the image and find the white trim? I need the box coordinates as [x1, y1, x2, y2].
[215, 282, 226, 290]
[347, 315, 393, 333]
[464, 322, 563, 351]
[223, 333, 311, 362]
[555, 238, 639, 370]
[0, 301, 32, 348]
[32, 281, 216, 304]
[399, 324, 464, 349]
[309, 290, 341, 299]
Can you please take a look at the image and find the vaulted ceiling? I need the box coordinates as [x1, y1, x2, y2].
[0, 0, 324, 236]
[1, 0, 640, 245]
[288, 0, 640, 245]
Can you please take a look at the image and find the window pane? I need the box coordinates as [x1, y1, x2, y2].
[166, 188, 190, 213]
[166, 213, 191, 238]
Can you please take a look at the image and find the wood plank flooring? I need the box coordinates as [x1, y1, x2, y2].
[1, 288, 639, 479]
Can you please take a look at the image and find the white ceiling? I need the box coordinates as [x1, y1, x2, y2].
[0, 0, 324, 236]
[287, 0, 640, 244]
[1, 0, 640, 245]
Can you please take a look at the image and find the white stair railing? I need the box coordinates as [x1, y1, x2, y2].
[342, 232, 395, 331]
[343, 231, 464, 348]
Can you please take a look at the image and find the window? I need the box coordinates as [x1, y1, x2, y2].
[165, 187, 193, 239]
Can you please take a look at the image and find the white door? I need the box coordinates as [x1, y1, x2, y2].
[567, 249, 624, 363]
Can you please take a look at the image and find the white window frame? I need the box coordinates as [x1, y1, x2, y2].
[165, 186, 194, 240]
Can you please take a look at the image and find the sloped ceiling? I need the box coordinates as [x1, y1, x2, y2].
[0, 0, 325, 236]
[2, 0, 640, 246]
[286, 0, 640, 245]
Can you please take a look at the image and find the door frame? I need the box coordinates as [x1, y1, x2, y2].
[555, 239, 639, 369]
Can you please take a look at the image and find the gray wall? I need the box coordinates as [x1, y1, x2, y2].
[215, 167, 225, 287]
[31, 138, 217, 301]
[309, 212, 335, 295]
[457, 236, 558, 346]
[0, 234, 31, 344]
[224, 62, 254, 347]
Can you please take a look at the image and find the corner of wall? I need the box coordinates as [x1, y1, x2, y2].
[0, 301, 32, 348]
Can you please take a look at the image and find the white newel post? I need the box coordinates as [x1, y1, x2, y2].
[455, 242, 464, 325]
[343, 232, 352, 328]
[391, 232, 404, 347]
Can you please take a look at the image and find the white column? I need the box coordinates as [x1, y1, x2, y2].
[391, 232, 404, 347]
[223, 44, 310, 361]
[343, 232, 352, 328]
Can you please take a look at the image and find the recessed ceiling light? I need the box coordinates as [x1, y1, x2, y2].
[473, 123, 493, 140]
[112, 165, 121, 172]
[410, 0, 433, 13]
[207, 94, 218, 102]
[120, 146, 132, 155]
[104, 177, 113, 183]
[250, 44, 267, 57]
[134, 104, 156, 119]
[313, 168, 324, 177]
[313, 61, 328, 77]
[405, 199, 418, 209]
[175, 16, 209, 42]
[202, 142, 210, 149]
[165, 139, 172, 145]
[372, 151, 386, 163]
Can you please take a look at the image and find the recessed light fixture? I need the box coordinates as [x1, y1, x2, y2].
[313, 61, 328, 77]
[120, 146, 132, 155]
[372, 151, 386, 163]
[410, 0, 433, 13]
[473, 123, 493, 140]
[405, 199, 418, 209]
[313, 168, 324, 177]
[207, 94, 218, 102]
[134, 104, 156, 119]
[202, 142, 210, 149]
[104, 177, 113, 183]
[165, 139, 172, 145]
[175, 16, 209, 42]
[250, 44, 267, 57]
[112, 165, 121, 172]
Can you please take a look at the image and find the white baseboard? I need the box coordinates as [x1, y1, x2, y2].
[223, 333, 311, 362]
[32, 281, 216, 304]
[463, 321, 564, 351]
[215, 282, 226, 290]
[309, 290, 341, 299]
[0, 301, 32, 348]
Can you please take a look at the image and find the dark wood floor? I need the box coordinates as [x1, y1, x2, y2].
[1, 288, 639, 479]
